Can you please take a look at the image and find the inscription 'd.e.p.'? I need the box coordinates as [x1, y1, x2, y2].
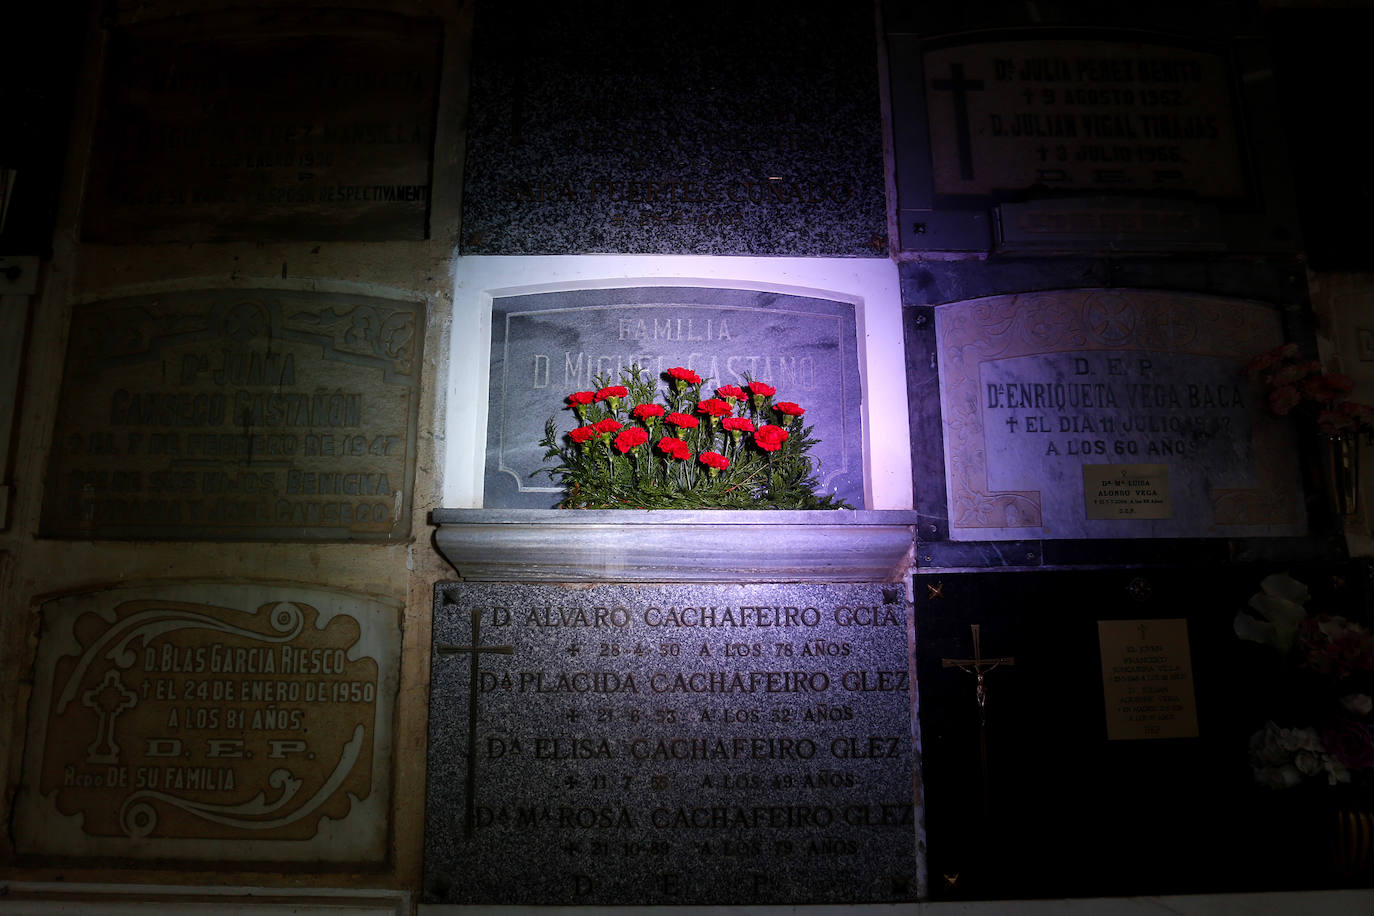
[424, 582, 919, 905]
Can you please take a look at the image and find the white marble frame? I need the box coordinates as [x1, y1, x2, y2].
[442, 256, 912, 510]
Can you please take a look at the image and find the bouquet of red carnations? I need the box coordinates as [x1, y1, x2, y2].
[538, 365, 847, 509]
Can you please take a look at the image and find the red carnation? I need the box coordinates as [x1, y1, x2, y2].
[717, 385, 746, 401]
[754, 424, 789, 452]
[748, 381, 776, 397]
[632, 403, 665, 421]
[722, 417, 755, 434]
[699, 451, 730, 471]
[658, 437, 691, 460]
[568, 391, 596, 406]
[569, 426, 596, 444]
[595, 385, 629, 401]
[667, 366, 702, 386]
[614, 427, 649, 453]
[774, 401, 805, 417]
[592, 418, 623, 435]
[696, 398, 733, 418]
[666, 412, 699, 429]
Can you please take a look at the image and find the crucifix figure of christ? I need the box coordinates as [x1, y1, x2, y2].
[436, 601, 514, 837]
[941, 623, 1015, 818]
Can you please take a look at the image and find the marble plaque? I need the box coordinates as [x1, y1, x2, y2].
[459, 1, 886, 255]
[485, 287, 864, 507]
[13, 583, 400, 861]
[1098, 618, 1199, 741]
[923, 39, 1244, 198]
[81, 10, 440, 242]
[41, 290, 423, 541]
[423, 582, 919, 905]
[935, 290, 1305, 539]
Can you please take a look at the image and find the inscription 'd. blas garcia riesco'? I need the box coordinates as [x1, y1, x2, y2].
[41, 290, 424, 541]
[14, 584, 399, 861]
[425, 583, 918, 906]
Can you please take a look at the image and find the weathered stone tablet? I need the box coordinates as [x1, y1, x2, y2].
[42, 290, 423, 541]
[14, 583, 400, 862]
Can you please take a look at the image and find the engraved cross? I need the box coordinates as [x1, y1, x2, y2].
[83, 669, 138, 765]
[437, 602, 514, 837]
[931, 62, 986, 180]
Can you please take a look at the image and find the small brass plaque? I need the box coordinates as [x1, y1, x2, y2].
[1083, 464, 1172, 520]
[1098, 618, 1198, 741]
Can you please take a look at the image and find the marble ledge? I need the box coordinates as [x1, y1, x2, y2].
[430, 509, 920, 583]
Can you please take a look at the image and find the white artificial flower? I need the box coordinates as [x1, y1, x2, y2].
[1341, 693, 1372, 716]
[1260, 572, 1310, 605]
[1295, 749, 1321, 776]
[1326, 756, 1352, 786]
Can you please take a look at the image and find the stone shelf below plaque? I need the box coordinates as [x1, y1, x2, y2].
[430, 509, 919, 583]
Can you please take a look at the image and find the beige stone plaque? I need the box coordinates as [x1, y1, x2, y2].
[14, 583, 399, 861]
[1083, 464, 1171, 520]
[41, 290, 423, 541]
[1098, 618, 1198, 741]
[81, 10, 440, 242]
[924, 39, 1245, 198]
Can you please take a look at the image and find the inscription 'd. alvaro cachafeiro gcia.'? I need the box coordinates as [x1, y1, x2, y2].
[424, 582, 919, 906]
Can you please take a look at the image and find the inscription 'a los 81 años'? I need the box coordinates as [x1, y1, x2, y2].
[425, 583, 919, 906]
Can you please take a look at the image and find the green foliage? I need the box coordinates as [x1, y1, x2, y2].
[536, 366, 849, 510]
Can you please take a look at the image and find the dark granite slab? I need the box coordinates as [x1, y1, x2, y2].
[424, 582, 919, 904]
[459, 1, 887, 255]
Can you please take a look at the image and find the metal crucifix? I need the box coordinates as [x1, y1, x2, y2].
[941, 623, 1015, 818]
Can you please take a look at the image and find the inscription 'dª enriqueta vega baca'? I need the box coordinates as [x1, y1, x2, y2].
[424, 582, 920, 906]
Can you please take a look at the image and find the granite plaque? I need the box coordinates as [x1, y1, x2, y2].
[485, 287, 864, 508]
[935, 290, 1305, 539]
[41, 289, 423, 541]
[14, 583, 400, 861]
[923, 39, 1244, 199]
[81, 10, 440, 242]
[1098, 618, 1199, 741]
[460, 1, 886, 255]
[424, 582, 918, 905]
